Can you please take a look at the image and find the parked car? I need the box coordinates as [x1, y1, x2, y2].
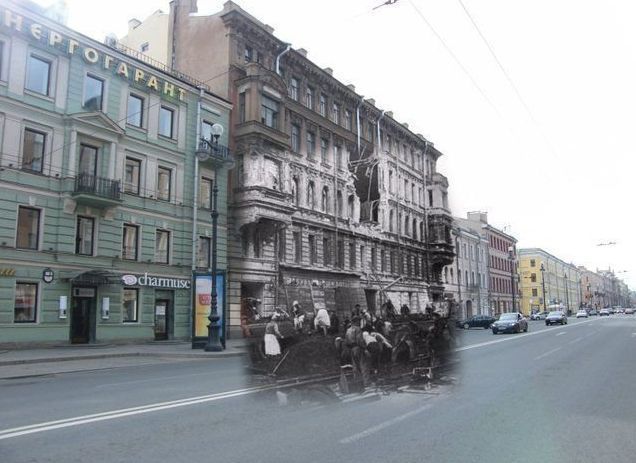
[576, 310, 588, 318]
[530, 311, 548, 320]
[608, 307, 616, 314]
[456, 314, 497, 330]
[615, 307, 624, 314]
[625, 308, 634, 315]
[545, 311, 568, 325]
[599, 308, 610, 316]
[588, 309, 598, 316]
[492, 312, 528, 334]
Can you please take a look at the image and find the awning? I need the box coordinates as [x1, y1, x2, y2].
[70, 270, 121, 286]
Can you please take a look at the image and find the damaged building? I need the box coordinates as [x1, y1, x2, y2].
[121, 0, 455, 337]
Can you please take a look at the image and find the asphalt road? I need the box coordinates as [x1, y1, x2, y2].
[2, 314, 636, 463]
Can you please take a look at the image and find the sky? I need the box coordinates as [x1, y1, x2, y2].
[33, 0, 636, 288]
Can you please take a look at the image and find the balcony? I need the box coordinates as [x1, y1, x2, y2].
[196, 140, 233, 166]
[72, 173, 123, 208]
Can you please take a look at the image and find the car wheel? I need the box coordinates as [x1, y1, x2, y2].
[524, 325, 528, 333]
[463, 323, 470, 330]
[483, 325, 490, 330]
[492, 329, 497, 335]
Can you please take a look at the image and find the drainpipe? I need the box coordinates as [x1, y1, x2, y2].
[355, 95, 365, 156]
[192, 87, 204, 271]
[275, 43, 292, 75]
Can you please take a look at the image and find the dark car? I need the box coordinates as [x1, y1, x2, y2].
[545, 311, 567, 325]
[588, 309, 598, 316]
[457, 315, 497, 330]
[492, 312, 528, 334]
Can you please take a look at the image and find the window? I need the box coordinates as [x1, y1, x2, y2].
[305, 86, 314, 108]
[127, 94, 144, 127]
[22, 129, 46, 173]
[291, 124, 301, 152]
[201, 120, 215, 143]
[337, 239, 345, 268]
[75, 216, 95, 255]
[319, 93, 327, 116]
[122, 288, 138, 323]
[334, 145, 342, 168]
[122, 224, 139, 260]
[389, 210, 394, 233]
[199, 177, 213, 209]
[428, 190, 434, 207]
[309, 235, 317, 264]
[344, 109, 352, 130]
[79, 144, 98, 177]
[332, 103, 340, 124]
[321, 186, 329, 212]
[238, 92, 246, 123]
[323, 237, 331, 266]
[124, 158, 141, 194]
[532, 288, 538, 297]
[0, 40, 4, 80]
[83, 74, 104, 111]
[360, 246, 366, 271]
[26, 55, 51, 95]
[531, 273, 537, 283]
[530, 259, 536, 268]
[159, 106, 174, 138]
[307, 131, 316, 157]
[16, 206, 40, 250]
[289, 77, 299, 100]
[293, 231, 301, 263]
[388, 170, 394, 193]
[157, 167, 171, 201]
[261, 95, 279, 128]
[198, 236, 210, 268]
[155, 229, 170, 263]
[14, 282, 37, 323]
[371, 247, 377, 271]
[307, 181, 315, 209]
[244, 45, 253, 63]
[320, 138, 328, 163]
[278, 230, 286, 262]
[140, 42, 149, 52]
[381, 249, 386, 272]
[292, 177, 299, 205]
[349, 242, 356, 269]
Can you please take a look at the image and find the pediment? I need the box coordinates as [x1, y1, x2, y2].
[66, 111, 125, 136]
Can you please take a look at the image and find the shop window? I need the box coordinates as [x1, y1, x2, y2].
[16, 206, 40, 250]
[122, 288, 138, 323]
[14, 282, 38, 323]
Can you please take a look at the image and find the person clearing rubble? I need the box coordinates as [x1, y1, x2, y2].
[314, 306, 331, 336]
[291, 300, 305, 332]
[362, 326, 393, 376]
[264, 314, 284, 357]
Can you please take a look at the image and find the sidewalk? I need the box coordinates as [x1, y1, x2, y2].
[0, 339, 248, 380]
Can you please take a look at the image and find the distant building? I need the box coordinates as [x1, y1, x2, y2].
[121, 0, 456, 336]
[518, 249, 582, 315]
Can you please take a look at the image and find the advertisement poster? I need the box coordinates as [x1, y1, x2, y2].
[194, 274, 225, 341]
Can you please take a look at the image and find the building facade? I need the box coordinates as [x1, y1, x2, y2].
[0, 0, 232, 345]
[518, 249, 582, 315]
[122, 0, 455, 336]
[444, 218, 489, 319]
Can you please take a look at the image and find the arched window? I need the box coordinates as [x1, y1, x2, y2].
[412, 218, 418, 240]
[336, 190, 343, 217]
[388, 170, 393, 193]
[322, 186, 329, 213]
[307, 181, 315, 209]
[292, 177, 299, 206]
[347, 195, 354, 218]
[389, 209, 394, 233]
[419, 221, 424, 242]
[404, 215, 409, 236]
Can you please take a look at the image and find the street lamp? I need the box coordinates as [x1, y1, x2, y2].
[196, 123, 225, 352]
[508, 246, 516, 312]
[540, 263, 547, 312]
[564, 272, 570, 315]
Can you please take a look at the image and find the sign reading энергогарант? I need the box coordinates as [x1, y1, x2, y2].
[121, 273, 191, 289]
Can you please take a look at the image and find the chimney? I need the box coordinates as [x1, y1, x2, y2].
[128, 18, 141, 31]
[347, 84, 356, 92]
[385, 111, 393, 118]
[323, 67, 333, 75]
[297, 48, 308, 57]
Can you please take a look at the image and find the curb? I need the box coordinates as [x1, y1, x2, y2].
[0, 350, 247, 367]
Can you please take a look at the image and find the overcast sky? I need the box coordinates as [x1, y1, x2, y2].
[36, 0, 636, 288]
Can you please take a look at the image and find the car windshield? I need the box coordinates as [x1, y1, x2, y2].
[548, 312, 562, 316]
[499, 314, 518, 320]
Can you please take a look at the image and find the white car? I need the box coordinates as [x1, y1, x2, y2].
[576, 310, 588, 318]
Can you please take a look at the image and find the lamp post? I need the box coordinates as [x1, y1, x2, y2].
[508, 246, 516, 312]
[196, 123, 225, 352]
[564, 272, 570, 315]
[540, 263, 547, 312]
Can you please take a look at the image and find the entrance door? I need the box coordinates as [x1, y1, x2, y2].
[466, 300, 473, 318]
[71, 289, 95, 344]
[154, 299, 170, 340]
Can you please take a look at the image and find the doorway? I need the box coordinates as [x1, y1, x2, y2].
[70, 287, 96, 344]
[154, 298, 171, 341]
[466, 300, 473, 318]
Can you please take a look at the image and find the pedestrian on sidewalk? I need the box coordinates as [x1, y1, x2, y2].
[264, 314, 284, 357]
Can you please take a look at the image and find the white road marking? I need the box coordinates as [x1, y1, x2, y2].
[339, 401, 438, 444]
[456, 318, 600, 352]
[0, 376, 338, 441]
[568, 337, 583, 345]
[96, 370, 219, 388]
[534, 347, 562, 361]
[556, 332, 566, 336]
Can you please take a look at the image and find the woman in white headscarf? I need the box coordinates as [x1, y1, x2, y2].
[264, 314, 283, 356]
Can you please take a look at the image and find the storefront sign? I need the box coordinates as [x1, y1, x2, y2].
[0, 268, 16, 277]
[0, 7, 187, 102]
[42, 267, 54, 283]
[121, 273, 191, 289]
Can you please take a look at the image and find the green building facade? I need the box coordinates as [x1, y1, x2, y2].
[0, 0, 232, 346]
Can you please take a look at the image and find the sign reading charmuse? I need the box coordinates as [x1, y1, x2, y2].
[121, 273, 191, 289]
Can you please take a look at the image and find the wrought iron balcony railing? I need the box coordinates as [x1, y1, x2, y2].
[74, 173, 122, 201]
